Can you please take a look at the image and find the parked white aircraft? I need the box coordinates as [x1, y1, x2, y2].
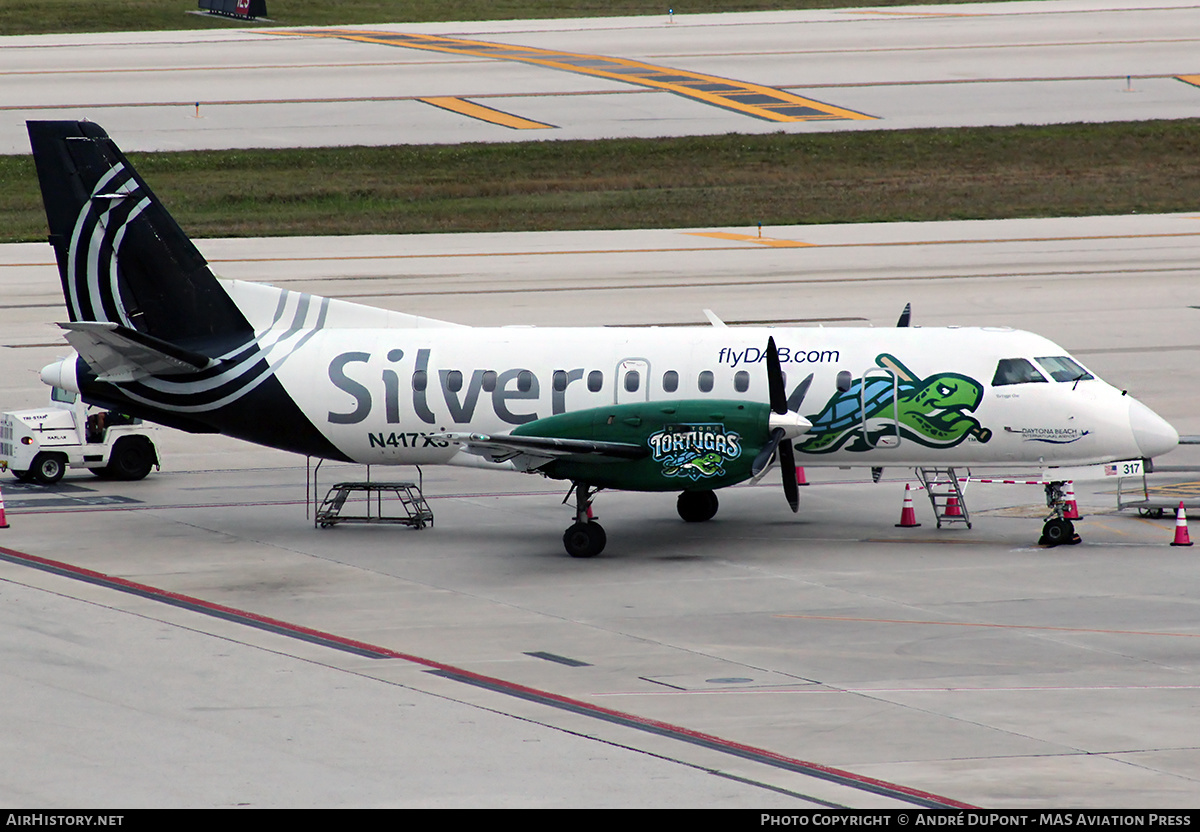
[25, 121, 1179, 556]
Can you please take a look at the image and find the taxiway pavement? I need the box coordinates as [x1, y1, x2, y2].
[3, 0, 1200, 153]
[3, 215, 1200, 807]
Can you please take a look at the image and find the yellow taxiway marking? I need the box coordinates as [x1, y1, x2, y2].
[1177, 75, 1200, 88]
[776, 614, 1200, 639]
[841, 9, 979, 16]
[279, 29, 875, 123]
[419, 97, 555, 129]
[1148, 480, 1200, 498]
[686, 231, 813, 248]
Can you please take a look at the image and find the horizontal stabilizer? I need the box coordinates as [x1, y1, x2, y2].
[59, 321, 218, 383]
[438, 431, 649, 465]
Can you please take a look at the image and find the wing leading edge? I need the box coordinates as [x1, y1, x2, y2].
[439, 431, 649, 466]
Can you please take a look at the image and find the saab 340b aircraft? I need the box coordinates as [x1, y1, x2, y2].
[24, 121, 1179, 556]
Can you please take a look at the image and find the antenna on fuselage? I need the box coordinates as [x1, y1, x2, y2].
[703, 309, 727, 327]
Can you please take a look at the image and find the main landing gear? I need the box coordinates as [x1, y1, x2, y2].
[1040, 481, 1081, 547]
[561, 485, 722, 557]
[677, 489, 719, 523]
[563, 482, 606, 558]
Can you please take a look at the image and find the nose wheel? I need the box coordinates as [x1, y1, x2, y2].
[563, 482, 606, 557]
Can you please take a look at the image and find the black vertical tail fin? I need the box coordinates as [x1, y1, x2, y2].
[26, 120, 252, 351]
[26, 121, 350, 460]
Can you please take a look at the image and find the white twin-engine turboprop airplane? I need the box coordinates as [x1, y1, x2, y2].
[26, 121, 1179, 557]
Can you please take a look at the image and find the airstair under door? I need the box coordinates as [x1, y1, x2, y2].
[915, 467, 972, 529]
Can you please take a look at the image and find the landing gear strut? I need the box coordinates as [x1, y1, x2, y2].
[1040, 481, 1081, 547]
[563, 482, 606, 558]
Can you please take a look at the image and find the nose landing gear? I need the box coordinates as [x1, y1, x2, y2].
[1040, 482, 1081, 547]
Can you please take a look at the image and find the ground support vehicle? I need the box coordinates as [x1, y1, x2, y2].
[1, 388, 159, 485]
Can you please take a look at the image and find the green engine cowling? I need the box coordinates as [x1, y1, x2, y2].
[512, 399, 773, 491]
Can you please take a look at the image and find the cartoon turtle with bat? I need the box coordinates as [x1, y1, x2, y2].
[798, 353, 992, 454]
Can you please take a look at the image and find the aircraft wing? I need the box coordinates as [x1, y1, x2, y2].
[438, 431, 649, 466]
[59, 321, 219, 383]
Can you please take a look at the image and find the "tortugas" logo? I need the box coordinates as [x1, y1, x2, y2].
[648, 423, 742, 480]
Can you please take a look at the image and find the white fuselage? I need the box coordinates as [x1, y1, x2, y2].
[283, 323, 1171, 471]
[42, 280, 1179, 475]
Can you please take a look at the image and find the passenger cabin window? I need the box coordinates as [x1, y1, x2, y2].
[734, 371, 750, 393]
[698, 370, 714, 393]
[517, 371, 533, 393]
[587, 370, 603, 392]
[445, 370, 463, 392]
[624, 370, 640, 393]
[992, 358, 1047, 387]
[553, 370, 568, 392]
[1036, 356, 1094, 383]
[482, 370, 497, 392]
[662, 370, 679, 393]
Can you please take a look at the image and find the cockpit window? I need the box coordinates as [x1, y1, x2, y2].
[1036, 356, 1094, 383]
[992, 358, 1047, 386]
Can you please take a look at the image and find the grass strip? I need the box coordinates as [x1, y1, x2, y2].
[1, 1, 994, 36]
[2, 121, 1198, 243]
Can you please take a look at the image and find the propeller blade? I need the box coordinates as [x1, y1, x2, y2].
[752, 427, 785, 477]
[766, 336, 787, 415]
[765, 338, 806, 512]
[787, 372, 813, 414]
[779, 439, 799, 513]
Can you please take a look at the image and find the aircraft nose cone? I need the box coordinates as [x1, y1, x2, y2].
[1129, 399, 1178, 459]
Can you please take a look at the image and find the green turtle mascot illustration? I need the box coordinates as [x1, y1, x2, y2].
[798, 354, 992, 454]
[663, 451, 728, 479]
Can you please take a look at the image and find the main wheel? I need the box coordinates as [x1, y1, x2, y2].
[563, 521, 607, 558]
[30, 452, 66, 485]
[677, 490, 719, 523]
[1041, 517, 1075, 547]
[104, 437, 156, 481]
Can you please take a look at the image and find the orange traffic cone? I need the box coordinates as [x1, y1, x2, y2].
[796, 466, 808, 486]
[896, 483, 921, 528]
[1171, 502, 1192, 547]
[0, 484, 9, 529]
[945, 495, 963, 517]
[1063, 482, 1080, 520]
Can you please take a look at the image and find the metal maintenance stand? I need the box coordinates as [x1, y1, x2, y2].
[314, 481, 433, 529]
[307, 459, 433, 530]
